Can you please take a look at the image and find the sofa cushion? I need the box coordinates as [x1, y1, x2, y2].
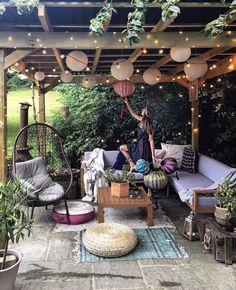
[84, 151, 119, 168]
[168, 170, 213, 193]
[181, 148, 198, 173]
[161, 143, 191, 168]
[198, 154, 232, 182]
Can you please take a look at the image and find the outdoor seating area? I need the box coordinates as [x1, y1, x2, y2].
[0, 1, 236, 290]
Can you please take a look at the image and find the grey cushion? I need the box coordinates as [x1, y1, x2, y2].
[38, 183, 64, 202]
[16, 157, 54, 191]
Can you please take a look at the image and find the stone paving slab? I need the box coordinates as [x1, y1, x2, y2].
[45, 237, 75, 261]
[92, 261, 146, 289]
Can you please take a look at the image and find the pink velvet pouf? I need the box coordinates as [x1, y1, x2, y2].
[52, 201, 95, 224]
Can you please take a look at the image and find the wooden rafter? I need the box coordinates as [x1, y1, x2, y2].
[1, 2, 231, 8]
[170, 47, 232, 75]
[91, 20, 111, 74]
[4, 49, 34, 69]
[1, 31, 235, 49]
[129, 13, 178, 63]
[38, 4, 65, 73]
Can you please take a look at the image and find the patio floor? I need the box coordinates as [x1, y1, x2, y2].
[12, 191, 236, 290]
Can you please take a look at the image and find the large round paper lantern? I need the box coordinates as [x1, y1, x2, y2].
[111, 58, 134, 80]
[60, 71, 73, 83]
[34, 71, 45, 81]
[66, 51, 88, 71]
[184, 57, 208, 79]
[186, 75, 196, 82]
[82, 75, 96, 88]
[170, 47, 191, 62]
[143, 68, 161, 85]
[113, 80, 135, 97]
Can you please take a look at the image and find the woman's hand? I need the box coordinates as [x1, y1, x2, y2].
[152, 154, 159, 163]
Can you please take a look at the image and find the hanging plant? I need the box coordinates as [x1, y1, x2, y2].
[204, 0, 236, 37]
[0, 0, 39, 16]
[89, 0, 116, 37]
[153, 0, 181, 22]
[122, 0, 149, 46]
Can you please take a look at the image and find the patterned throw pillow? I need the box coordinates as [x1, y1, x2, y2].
[181, 148, 198, 173]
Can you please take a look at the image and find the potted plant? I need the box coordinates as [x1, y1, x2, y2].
[105, 165, 136, 198]
[214, 172, 236, 226]
[0, 179, 33, 290]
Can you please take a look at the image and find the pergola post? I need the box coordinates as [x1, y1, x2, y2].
[38, 84, 46, 123]
[0, 49, 7, 181]
[189, 80, 199, 151]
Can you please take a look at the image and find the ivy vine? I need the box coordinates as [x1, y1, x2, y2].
[0, 0, 39, 16]
[89, 0, 116, 37]
[204, 0, 236, 37]
[153, 0, 181, 22]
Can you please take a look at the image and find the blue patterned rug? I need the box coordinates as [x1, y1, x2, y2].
[73, 228, 187, 262]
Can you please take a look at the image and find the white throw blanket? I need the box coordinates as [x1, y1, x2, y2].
[179, 169, 236, 203]
[82, 148, 107, 202]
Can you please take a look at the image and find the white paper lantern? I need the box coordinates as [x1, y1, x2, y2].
[17, 60, 26, 72]
[184, 57, 208, 79]
[170, 47, 191, 62]
[186, 75, 196, 82]
[66, 51, 88, 71]
[82, 75, 96, 88]
[143, 68, 162, 85]
[60, 71, 73, 83]
[34, 71, 45, 81]
[111, 58, 134, 80]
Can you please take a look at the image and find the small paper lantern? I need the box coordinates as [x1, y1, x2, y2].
[82, 75, 96, 88]
[66, 51, 88, 71]
[111, 58, 134, 80]
[113, 80, 135, 97]
[143, 68, 161, 85]
[34, 71, 45, 81]
[17, 60, 26, 72]
[184, 57, 208, 79]
[170, 47, 191, 62]
[60, 71, 73, 83]
[186, 75, 196, 81]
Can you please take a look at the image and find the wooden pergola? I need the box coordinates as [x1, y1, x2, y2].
[1, 0, 236, 180]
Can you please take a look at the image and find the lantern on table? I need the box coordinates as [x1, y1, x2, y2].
[113, 80, 135, 118]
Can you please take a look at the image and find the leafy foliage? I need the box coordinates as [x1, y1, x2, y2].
[0, 179, 33, 269]
[7, 72, 32, 90]
[122, 0, 149, 46]
[214, 172, 236, 211]
[89, 0, 116, 36]
[104, 165, 136, 185]
[153, 0, 181, 22]
[0, 0, 39, 16]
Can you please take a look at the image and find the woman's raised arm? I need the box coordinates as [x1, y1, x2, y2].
[123, 97, 142, 121]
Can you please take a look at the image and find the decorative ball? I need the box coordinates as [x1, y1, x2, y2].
[136, 159, 150, 175]
[34, 71, 45, 81]
[160, 157, 177, 175]
[184, 57, 208, 79]
[60, 71, 73, 83]
[82, 75, 96, 88]
[66, 50, 88, 71]
[113, 80, 135, 97]
[111, 58, 134, 80]
[144, 170, 168, 191]
[143, 68, 161, 85]
[170, 47, 191, 62]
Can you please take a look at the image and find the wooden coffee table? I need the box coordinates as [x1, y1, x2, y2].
[97, 186, 153, 226]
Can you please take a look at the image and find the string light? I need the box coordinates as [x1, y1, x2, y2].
[143, 48, 147, 54]
[159, 49, 163, 54]
[113, 31, 116, 35]
[186, 63, 191, 68]
[154, 39, 159, 44]
[229, 58, 233, 62]
[42, 49, 47, 54]
[52, 68, 56, 72]
[36, 38, 40, 42]
[147, 34, 151, 39]
[118, 38, 122, 43]
[70, 36, 74, 41]
[210, 84, 214, 88]
[202, 83, 206, 87]
[31, 66, 34, 70]
[15, 62, 19, 66]
[25, 68, 29, 72]
[227, 31, 232, 35]
[172, 77, 175, 81]
[116, 139, 120, 143]
[58, 79, 61, 83]
[116, 63, 120, 69]
[159, 85, 163, 89]
[106, 78, 110, 83]
[188, 122, 191, 125]
[185, 37, 189, 41]
[8, 36, 13, 41]
[228, 64, 234, 70]
[86, 67, 90, 71]
[60, 54, 65, 59]
[217, 78, 221, 82]
[94, 40, 97, 44]
[136, 69, 140, 73]
[177, 76, 181, 79]
[212, 64, 217, 69]
[141, 86, 145, 90]
[179, 30, 183, 34]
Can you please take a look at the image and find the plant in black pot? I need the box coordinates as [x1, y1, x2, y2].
[214, 172, 236, 226]
[0, 179, 33, 290]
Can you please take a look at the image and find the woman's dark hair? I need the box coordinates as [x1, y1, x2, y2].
[141, 105, 154, 135]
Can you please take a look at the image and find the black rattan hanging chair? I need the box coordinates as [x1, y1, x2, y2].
[12, 123, 73, 224]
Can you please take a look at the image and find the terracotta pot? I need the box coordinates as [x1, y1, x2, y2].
[110, 182, 129, 198]
[0, 249, 22, 290]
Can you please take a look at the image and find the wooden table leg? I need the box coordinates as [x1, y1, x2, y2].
[98, 205, 104, 223]
[147, 205, 153, 226]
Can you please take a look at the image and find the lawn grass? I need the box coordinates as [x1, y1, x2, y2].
[7, 88, 62, 158]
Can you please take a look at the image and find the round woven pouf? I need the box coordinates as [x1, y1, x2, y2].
[82, 223, 138, 257]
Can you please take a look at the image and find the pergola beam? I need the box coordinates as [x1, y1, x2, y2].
[1, 2, 231, 8]
[4, 49, 34, 69]
[1, 31, 235, 49]
[38, 4, 65, 73]
[129, 13, 177, 63]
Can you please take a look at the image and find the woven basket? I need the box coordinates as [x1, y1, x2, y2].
[214, 206, 230, 225]
[82, 223, 138, 257]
